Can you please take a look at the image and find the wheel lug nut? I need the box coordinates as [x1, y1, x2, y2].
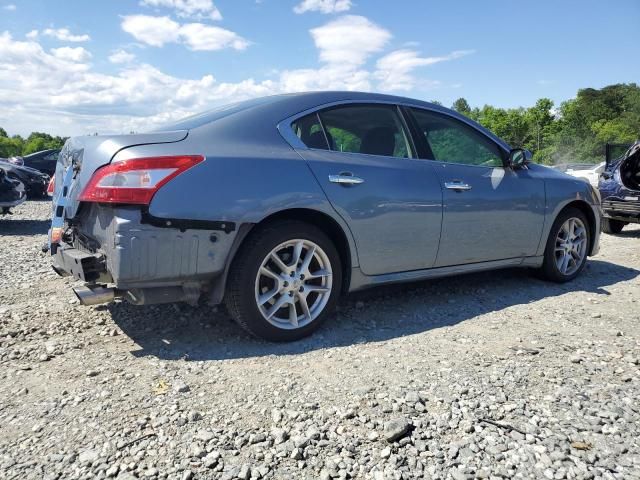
[299, 286, 304, 292]
[300, 274, 305, 280]
[289, 292, 294, 297]
[283, 281, 289, 287]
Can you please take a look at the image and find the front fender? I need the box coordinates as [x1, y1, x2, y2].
[536, 177, 601, 257]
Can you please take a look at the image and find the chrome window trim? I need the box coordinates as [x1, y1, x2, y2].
[277, 99, 512, 162]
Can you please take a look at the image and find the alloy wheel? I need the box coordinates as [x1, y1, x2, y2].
[554, 217, 587, 276]
[254, 239, 333, 329]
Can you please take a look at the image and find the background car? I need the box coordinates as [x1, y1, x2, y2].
[0, 166, 26, 214]
[565, 162, 605, 187]
[49, 92, 601, 341]
[599, 141, 640, 234]
[13, 149, 60, 176]
[0, 161, 50, 198]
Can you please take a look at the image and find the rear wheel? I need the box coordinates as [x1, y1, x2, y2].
[539, 208, 590, 283]
[225, 220, 341, 341]
[601, 218, 625, 234]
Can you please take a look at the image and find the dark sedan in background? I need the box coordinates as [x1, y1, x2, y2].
[8, 149, 60, 177]
[0, 166, 26, 214]
[0, 160, 50, 198]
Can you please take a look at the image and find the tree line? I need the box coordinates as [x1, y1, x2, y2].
[0, 128, 67, 158]
[449, 83, 639, 164]
[1, 83, 638, 164]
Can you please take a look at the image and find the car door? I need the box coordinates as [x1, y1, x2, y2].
[290, 103, 443, 276]
[408, 107, 546, 267]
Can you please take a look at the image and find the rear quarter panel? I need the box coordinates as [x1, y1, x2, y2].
[115, 115, 359, 267]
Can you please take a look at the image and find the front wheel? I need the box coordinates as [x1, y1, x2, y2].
[225, 220, 342, 341]
[539, 208, 590, 283]
[601, 218, 625, 234]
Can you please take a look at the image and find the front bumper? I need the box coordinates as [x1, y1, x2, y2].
[602, 198, 640, 223]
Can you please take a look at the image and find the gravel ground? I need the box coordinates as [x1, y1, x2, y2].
[1, 200, 639, 480]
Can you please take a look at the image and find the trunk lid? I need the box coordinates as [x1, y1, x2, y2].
[54, 130, 188, 218]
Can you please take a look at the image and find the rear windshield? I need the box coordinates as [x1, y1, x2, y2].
[151, 96, 277, 132]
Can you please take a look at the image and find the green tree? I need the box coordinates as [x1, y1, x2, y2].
[0, 135, 25, 158]
[452, 98, 471, 116]
[0, 129, 66, 157]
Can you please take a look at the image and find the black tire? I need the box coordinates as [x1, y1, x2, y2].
[225, 220, 342, 342]
[601, 218, 625, 235]
[539, 207, 590, 283]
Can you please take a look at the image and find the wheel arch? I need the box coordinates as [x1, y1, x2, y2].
[252, 208, 356, 293]
[209, 207, 357, 305]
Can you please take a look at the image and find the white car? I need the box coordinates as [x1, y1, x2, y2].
[565, 162, 605, 187]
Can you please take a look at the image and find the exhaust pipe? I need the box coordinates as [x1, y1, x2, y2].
[73, 285, 200, 307]
[124, 287, 194, 306]
[73, 285, 117, 306]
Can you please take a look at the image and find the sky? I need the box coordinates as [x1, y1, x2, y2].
[0, 0, 638, 137]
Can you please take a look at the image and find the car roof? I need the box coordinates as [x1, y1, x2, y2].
[158, 91, 444, 131]
[156, 91, 512, 152]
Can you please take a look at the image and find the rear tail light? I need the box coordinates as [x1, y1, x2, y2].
[47, 176, 55, 196]
[78, 155, 204, 205]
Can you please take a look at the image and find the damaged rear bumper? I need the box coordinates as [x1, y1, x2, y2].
[51, 205, 238, 306]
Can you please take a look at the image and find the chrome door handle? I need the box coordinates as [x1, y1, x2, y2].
[444, 181, 472, 191]
[329, 174, 365, 185]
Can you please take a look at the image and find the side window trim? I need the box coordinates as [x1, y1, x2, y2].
[399, 105, 431, 160]
[278, 99, 512, 156]
[395, 105, 416, 159]
[316, 111, 331, 151]
[405, 106, 508, 168]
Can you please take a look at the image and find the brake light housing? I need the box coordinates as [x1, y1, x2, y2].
[78, 155, 204, 205]
[46, 176, 55, 196]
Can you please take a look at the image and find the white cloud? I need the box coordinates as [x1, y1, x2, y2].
[178, 23, 249, 51]
[0, 15, 472, 137]
[3, 4, 16, 11]
[121, 14, 249, 51]
[275, 15, 391, 93]
[311, 15, 391, 66]
[51, 46, 92, 63]
[42, 27, 91, 42]
[294, 0, 352, 14]
[26, 30, 39, 39]
[140, 0, 222, 20]
[0, 31, 271, 135]
[108, 49, 136, 64]
[375, 49, 474, 90]
[121, 15, 181, 47]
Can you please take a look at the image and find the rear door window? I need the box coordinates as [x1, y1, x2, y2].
[318, 104, 412, 158]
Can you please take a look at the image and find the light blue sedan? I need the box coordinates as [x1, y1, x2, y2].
[49, 92, 601, 341]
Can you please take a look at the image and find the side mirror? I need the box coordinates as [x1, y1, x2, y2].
[507, 148, 531, 169]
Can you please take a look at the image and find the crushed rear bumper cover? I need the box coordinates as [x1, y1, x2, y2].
[52, 246, 112, 283]
[50, 205, 239, 306]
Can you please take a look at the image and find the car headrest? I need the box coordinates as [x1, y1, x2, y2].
[361, 127, 395, 157]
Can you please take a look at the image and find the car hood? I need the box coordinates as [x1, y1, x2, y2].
[2, 163, 49, 178]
